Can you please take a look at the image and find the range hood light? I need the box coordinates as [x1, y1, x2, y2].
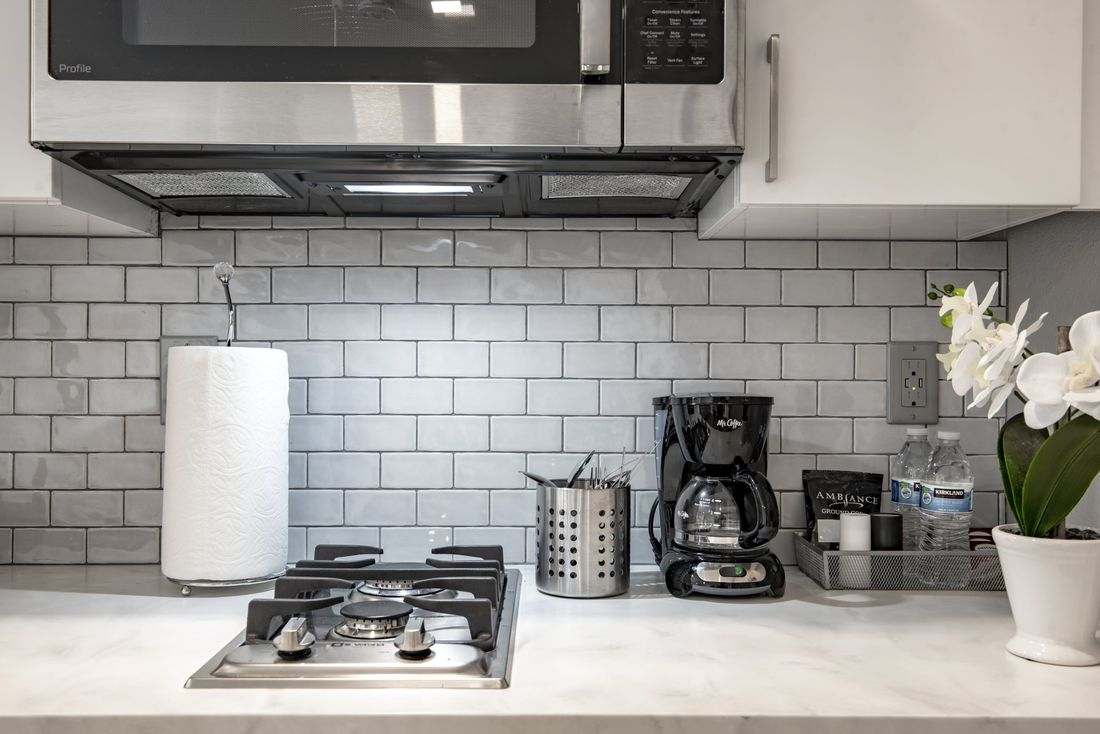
[431, 1, 473, 16]
[344, 183, 475, 195]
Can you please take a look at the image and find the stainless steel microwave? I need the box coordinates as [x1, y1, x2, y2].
[32, 0, 745, 219]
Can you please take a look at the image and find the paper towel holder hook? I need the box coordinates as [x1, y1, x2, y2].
[213, 262, 236, 347]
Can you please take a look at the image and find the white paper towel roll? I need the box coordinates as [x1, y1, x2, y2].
[161, 346, 289, 583]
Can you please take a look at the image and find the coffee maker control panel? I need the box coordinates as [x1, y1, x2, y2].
[695, 561, 766, 584]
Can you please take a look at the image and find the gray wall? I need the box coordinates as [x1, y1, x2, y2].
[1007, 212, 1100, 354]
[1007, 211, 1100, 529]
[0, 215, 1009, 565]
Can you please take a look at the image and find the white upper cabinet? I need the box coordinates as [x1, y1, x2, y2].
[0, 0, 155, 235]
[1078, 0, 1100, 210]
[701, 0, 1084, 240]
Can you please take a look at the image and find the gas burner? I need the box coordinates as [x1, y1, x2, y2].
[188, 544, 519, 688]
[356, 579, 446, 598]
[333, 600, 413, 640]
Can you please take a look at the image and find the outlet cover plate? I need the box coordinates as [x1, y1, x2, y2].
[887, 341, 940, 425]
[160, 336, 219, 423]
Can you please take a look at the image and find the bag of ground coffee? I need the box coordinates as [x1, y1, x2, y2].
[803, 470, 883, 545]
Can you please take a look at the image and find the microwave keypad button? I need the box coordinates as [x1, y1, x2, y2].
[625, 0, 723, 84]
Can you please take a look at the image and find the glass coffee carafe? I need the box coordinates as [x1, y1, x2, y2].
[673, 473, 776, 551]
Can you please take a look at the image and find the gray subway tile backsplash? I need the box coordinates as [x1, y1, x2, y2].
[88, 304, 160, 340]
[52, 266, 125, 303]
[53, 341, 126, 378]
[14, 237, 88, 265]
[0, 379, 12, 414]
[86, 527, 160, 563]
[51, 491, 124, 527]
[13, 527, 85, 563]
[14, 378, 88, 415]
[14, 304, 87, 339]
[14, 453, 86, 489]
[89, 237, 161, 265]
[236, 230, 308, 266]
[161, 230, 234, 266]
[526, 231, 598, 267]
[0, 221, 1007, 565]
[1, 491, 50, 526]
[308, 230, 381, 266]
[381, 230, 454, 266]
[0, 266, 51, 301]
[455, 231, 526, 267]
[0, 341, 51, 376]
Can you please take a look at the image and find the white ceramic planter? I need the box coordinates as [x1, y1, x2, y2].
[993, 524, 1100, 666]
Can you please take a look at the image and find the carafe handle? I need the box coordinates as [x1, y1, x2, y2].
[734, 470, 779, 547]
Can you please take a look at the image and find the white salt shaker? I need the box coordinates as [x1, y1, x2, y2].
[839, 512, 872, 589]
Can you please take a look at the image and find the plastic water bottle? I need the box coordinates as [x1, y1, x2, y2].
[918, 431, 974, 587]
[890, 427, 932, 551]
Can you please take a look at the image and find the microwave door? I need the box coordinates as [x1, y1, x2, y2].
[35, 0, 622, 150]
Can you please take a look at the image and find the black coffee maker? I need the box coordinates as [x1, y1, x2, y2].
[649, 394, 785, 598]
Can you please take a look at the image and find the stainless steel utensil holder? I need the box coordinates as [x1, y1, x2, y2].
[536, 480, 630, 598]
[794, 534, 1005, 591]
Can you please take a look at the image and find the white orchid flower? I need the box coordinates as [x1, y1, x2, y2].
[939, 282, 999, 345]
[935, 282, 1047, 420]
[1016, 311, 1100, 429]
[966, 299, 1046, 418]
[944, 341, 983, 398]
[1061, 310, 1100, 421]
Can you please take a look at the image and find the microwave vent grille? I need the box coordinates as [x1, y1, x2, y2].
[111, 171, 290, 198]
[541, 174, 691, 200]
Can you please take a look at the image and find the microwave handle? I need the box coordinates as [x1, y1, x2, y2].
[580, 0, 612, 76]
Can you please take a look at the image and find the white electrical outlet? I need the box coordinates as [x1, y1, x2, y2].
[887, 342, 940, 425]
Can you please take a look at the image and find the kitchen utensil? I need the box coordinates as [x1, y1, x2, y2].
[536, 478, 630, 598]
[565, 450, 595, 488]
[520, 471, 557, 489]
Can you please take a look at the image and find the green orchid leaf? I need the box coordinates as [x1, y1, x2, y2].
[1020, 416, 1100, 537]
[997, 414, 1046, 528]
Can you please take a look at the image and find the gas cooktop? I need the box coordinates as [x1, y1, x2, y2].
[187, 544, 521, 689]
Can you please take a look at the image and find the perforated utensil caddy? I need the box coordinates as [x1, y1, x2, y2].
[536, 480, 630, 598]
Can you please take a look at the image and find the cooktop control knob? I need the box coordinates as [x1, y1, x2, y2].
[274, 616, 316, 659]
[394, 618, 436, 660]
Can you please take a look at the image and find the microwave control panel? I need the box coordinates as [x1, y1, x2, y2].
[624, 0, 724, 84]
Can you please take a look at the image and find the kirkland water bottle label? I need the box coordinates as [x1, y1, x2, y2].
[919, 482, 973, 512]
[890, 478, 920, 506]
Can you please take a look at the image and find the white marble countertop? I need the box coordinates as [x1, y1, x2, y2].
[1, 564, 1098, 734]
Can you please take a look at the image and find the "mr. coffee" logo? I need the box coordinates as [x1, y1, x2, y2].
[714, 418, 743, 431]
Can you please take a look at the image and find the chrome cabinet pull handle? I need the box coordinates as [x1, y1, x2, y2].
[765, 33, 780, 182]
[580, 0, 612, 76]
